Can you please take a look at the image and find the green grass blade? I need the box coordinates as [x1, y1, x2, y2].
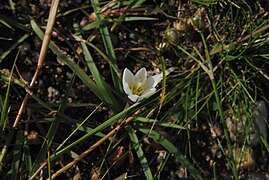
[11, 131, 24, 180]
[91, 0, 122, 93]
[0, 19, 14, 30]
[134, 117, 185, 130]
[0, 33, 29, 63]
[78, 29, 121, 112]
[55, 103, 103, 152]
[128, 128, 153, 179]
[0, 130, 15, 173]
[72, 35, 120, 77]
[23, 143, 32, 174]
[138, 127, 204, 180]
[160, 55, 166, 106]
[0, 15, 31, 32]
[0, 96, 2, 112]
[56, 5, 91, 18]
[81, 20, 107, 31]
[0, 49, 20, 139]
[0, 77, 11, 138]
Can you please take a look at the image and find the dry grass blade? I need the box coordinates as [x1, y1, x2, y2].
[13, 0, 60, 128]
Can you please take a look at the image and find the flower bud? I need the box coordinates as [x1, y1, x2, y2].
[164, 28, 180, 45]
[191, 15, 205, 33]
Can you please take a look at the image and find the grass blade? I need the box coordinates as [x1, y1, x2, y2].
[128, 128, 153, 179]
[134, 117, 185, 130]
[91, 0, 122, 93]
[138, 127, 204, 180]
[0, 15, 31, 32]
[55, 103, 103, 151]
[0, 49, 20, 139]
[0, 33, 29, 63]
[11, 131, 24, 180]
[77, 28, 122, 112]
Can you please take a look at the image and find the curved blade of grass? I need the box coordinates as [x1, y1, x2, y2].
[138, 127, 204, 180]
[128, 128, 153, 179]
[77, 28, 121, 112]
[31, 18, 124, 115]
[0, 78, 11, 139]
[71, 34, 121, 77]
[91, 0, 122, 93]
[86, 40, 120, 76]
[0, 96, 2, 111]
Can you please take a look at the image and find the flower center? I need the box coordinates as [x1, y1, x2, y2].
[129, 82, 147, 95]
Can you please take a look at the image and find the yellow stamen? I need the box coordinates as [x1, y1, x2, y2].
[129, 82, 148, 95]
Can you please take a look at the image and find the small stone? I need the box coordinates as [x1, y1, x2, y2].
[47, 86, 59, 102]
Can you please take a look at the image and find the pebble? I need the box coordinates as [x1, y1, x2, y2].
[47, 86, 59, 102]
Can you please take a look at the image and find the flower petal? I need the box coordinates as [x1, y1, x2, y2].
[123, 81, 132, 95]
[128, 94, 140, 102]
[134, 67, 147, 84]
[146, 74, 162, 88]
[123, 68, 134, 84]
[139, 88, 156, 100]
[122, 68, 134, 95]
[145, 76, 155, 88]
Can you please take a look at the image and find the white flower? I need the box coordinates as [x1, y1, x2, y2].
[122, 67, 163, 102]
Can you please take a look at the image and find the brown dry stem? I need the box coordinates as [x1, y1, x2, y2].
[13, 0, 60, 128]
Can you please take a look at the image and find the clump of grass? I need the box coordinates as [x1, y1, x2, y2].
[159, 0, 269, 178]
